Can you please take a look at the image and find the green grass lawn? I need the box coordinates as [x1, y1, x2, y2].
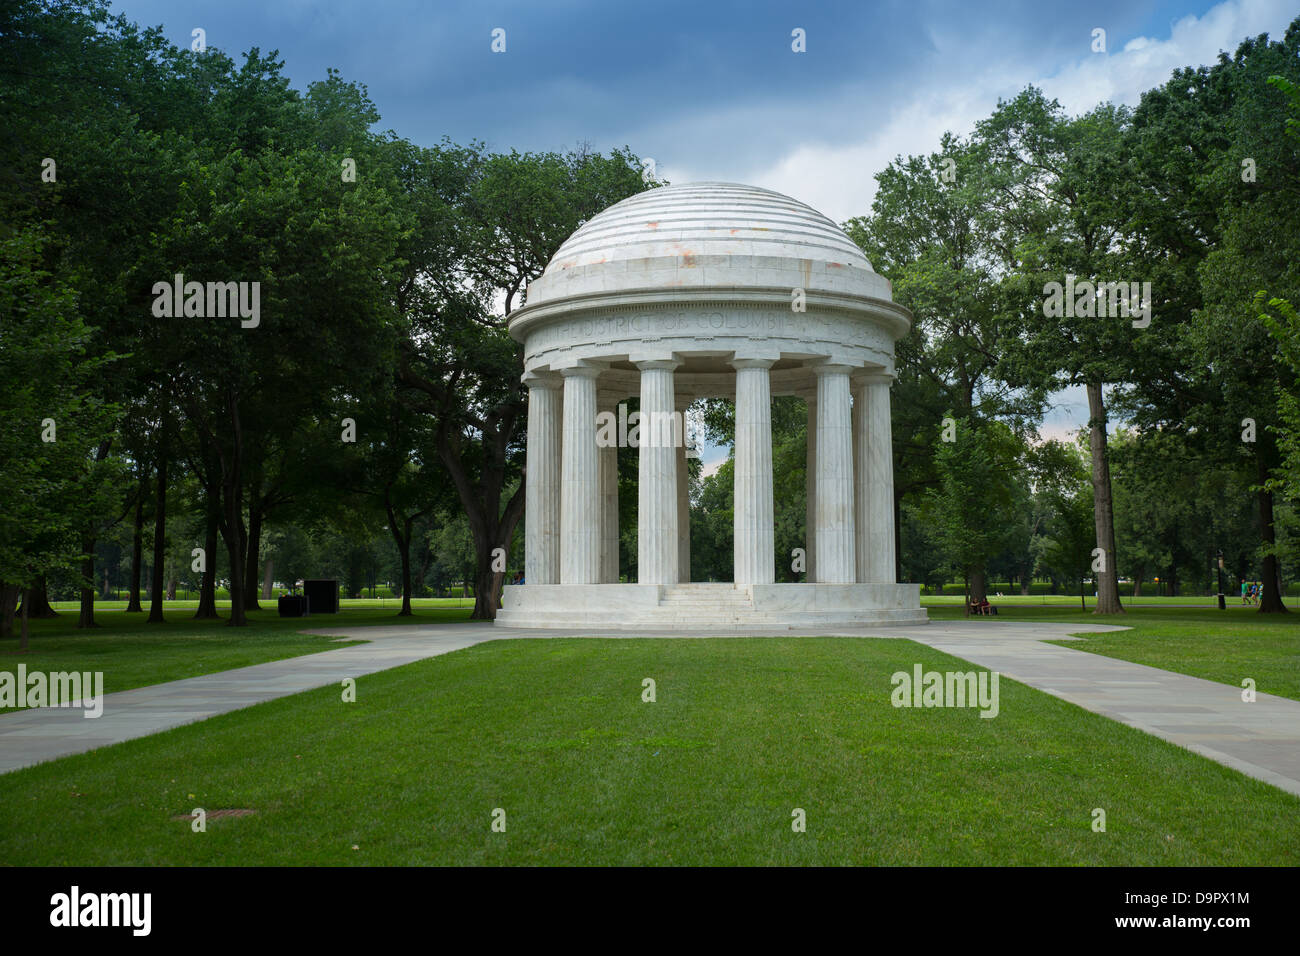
[922, 593, 1256, 606]
[0, 601, 478, 703]
[923, 602, 1300, 702]
[1, 637, 1295, 866]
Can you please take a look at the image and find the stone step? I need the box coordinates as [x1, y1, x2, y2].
[660, 588, 750, 603]
[659, 596, 751, 605]
[660, 606, 754, 613]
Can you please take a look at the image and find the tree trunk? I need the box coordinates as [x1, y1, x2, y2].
[194, 492, 221, 620]
[469, 529, 517, 620]
[383, 486, 422, 617]
[242, 505, 263, 612]
[126, 477, 145, 611]
[221, 395, 248, 627]
[400, 552, 414, 616]
[1080, 578, 1086, 611]
[223, 490, 247, 625]
[415, 545, 432, 601]
[1132, 577, 1142, 598]
[1256, 447, 1289, 613]
[963, 572, 970, 617]
[969, 568, 988, 604]
[148, 454, 168, 624]
[19, 586, 31, 652]
[1019, 567, 1032, 595]
[76, 440, 113, 628]
[472, 562, 505, 619]
[77, 533, 97, 628]
[398, 522, 414, 617]
[18, 577, 59, 619]
[262, 559, 273, 600]
[1086, 382, 1124, 614]
[457, 497, 524, 621]
[0, 583, 19, 638]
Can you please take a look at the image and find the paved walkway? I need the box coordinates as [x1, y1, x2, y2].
[3, 620, 1299, 798]
[0, 627, 486, 774]
[910, 626, 1300, 797]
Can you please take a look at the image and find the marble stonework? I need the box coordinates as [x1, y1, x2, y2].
[498, 182, 926, 630]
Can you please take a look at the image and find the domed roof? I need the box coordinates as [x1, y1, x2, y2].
[550, 181, 872, 271]
[516, 181, 891, 317]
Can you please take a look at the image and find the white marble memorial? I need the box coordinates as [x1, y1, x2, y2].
[497, 182, 926, 630]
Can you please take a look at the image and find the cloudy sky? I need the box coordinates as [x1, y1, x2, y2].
[110, 0, 1300, 468]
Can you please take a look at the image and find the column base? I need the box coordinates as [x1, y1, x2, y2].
[495, 582, 926, 630]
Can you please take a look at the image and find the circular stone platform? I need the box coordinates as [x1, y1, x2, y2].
[496, 182, 927, 630]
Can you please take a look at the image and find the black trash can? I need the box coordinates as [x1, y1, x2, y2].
[277, 595, 307, 618]
[303, 579, 339, 614]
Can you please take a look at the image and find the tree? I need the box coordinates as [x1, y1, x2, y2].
[1256, 74, 1300, 507]
[1040, 478, 1097, 611]
[1118, 23, 1300, 612]
[147, 52, 408, 625]
[978, 90, 1138, 614]
[0, 227, 122, 648]
[338, 376, 455, 615]
[924, 415, 1023, 613]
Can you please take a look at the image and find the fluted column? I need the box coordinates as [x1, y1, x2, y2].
[814, 365, 856, 583]
[525, 376, 562, 585]
[853, 391, 866, 584]
[805, 395, 817, 582]
[676, 397, 691, 582]
[636, 360, 680, 585]
[599, 396, 620, 583]
[733, 359, 775, 587]
[856, 376, 896, 583]
[560, 366, 601, 584]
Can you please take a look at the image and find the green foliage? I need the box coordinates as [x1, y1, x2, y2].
[924, 415, 1024, 588]
[0, 227, 124, 588]
[1257, 294, 1300, 502]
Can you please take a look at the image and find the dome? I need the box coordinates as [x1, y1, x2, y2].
[514, 181, 895, 321]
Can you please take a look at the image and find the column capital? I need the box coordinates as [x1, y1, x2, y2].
[522, 368, 562, 388]
[855, 371, 895, 387]
[558, 362, 605, 379]
[633, 357, 682, 371]
[811, 362, 857, 377]
[730, 357, 776, 371]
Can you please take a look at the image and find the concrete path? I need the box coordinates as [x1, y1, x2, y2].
[3, 619, 1299, 800]
[0, 626, 490, 774]
[910, 626, 1300, 798]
